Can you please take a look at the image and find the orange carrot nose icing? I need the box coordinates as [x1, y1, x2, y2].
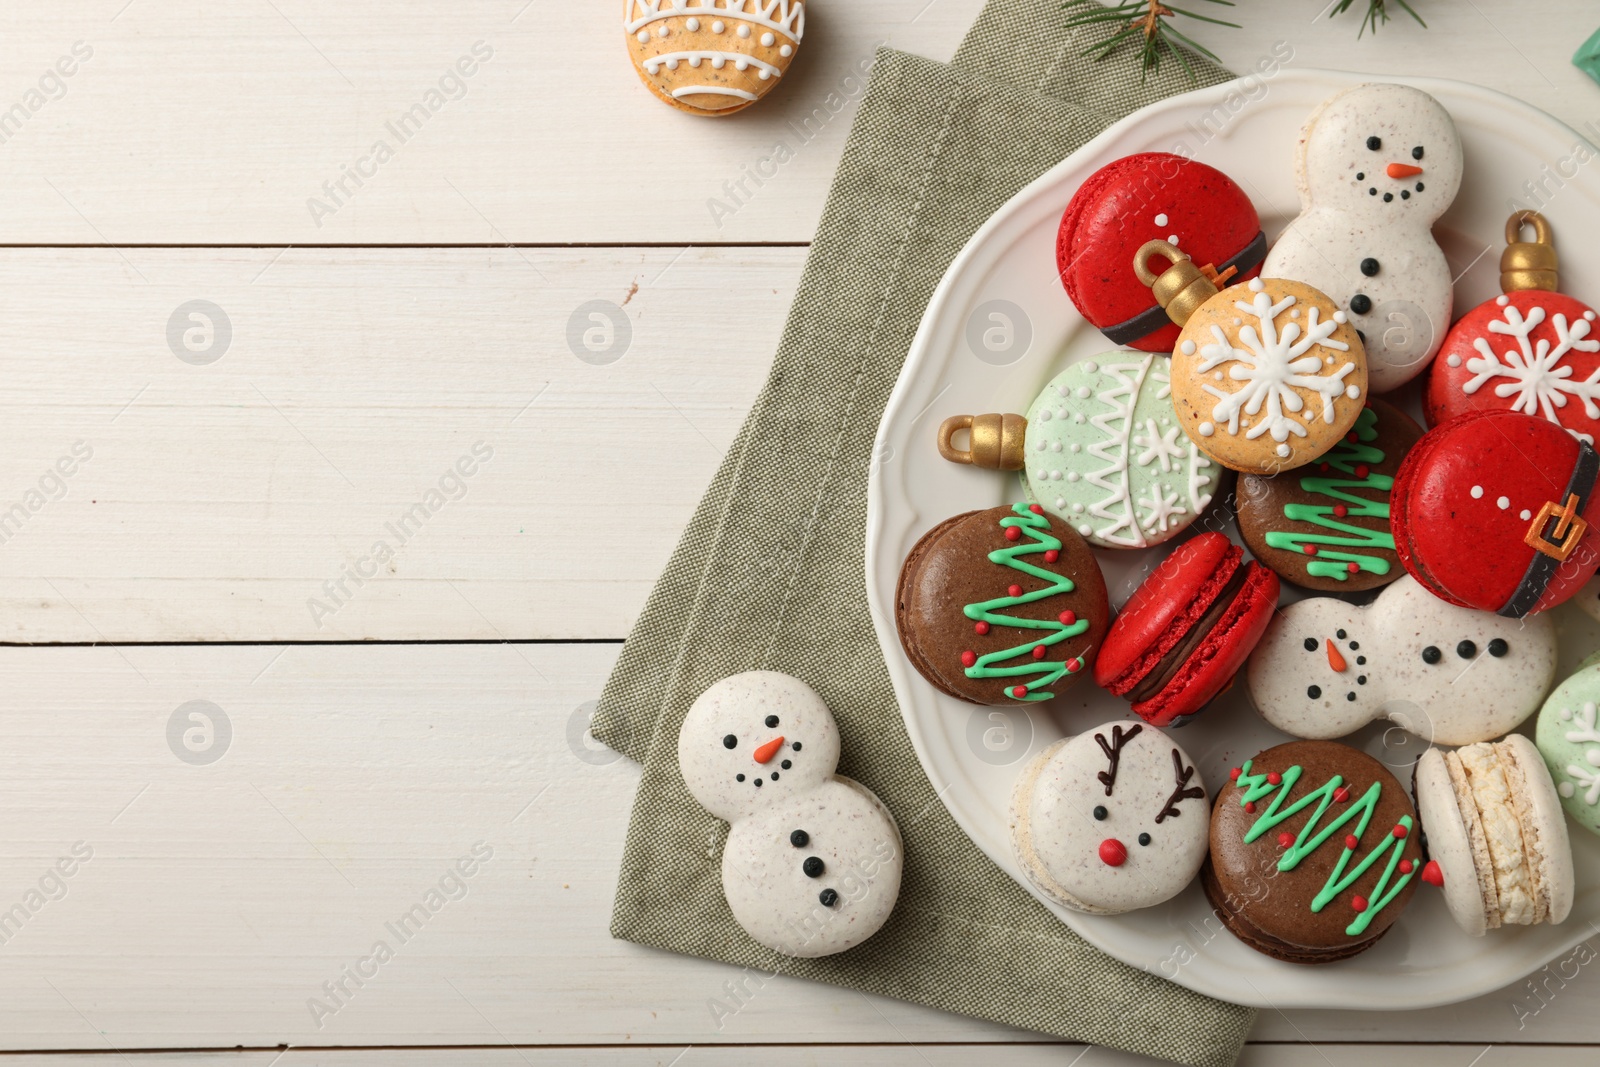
[1325, 639, 1348, 673]
[753, 736, 785, 764]
[1386, 163, 1423, 179]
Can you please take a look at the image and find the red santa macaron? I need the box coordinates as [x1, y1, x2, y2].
[1056, 153, 1265, 353]
[1391, 409, 1600, 617]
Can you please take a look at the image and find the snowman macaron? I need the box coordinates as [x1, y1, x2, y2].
[1246, 575, 1558, 746]
[678, 672, 902, 957]
[1009, 721, 1208, 914]
[1264, 83, 1463, 392]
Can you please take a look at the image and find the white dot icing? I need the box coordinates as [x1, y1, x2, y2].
[1521, 509, 1532, 521]
[1497, 295, 1510, 306]
[1248, 278, 1265, 292]
[1498, 496, 1510, 509]
[1333, 310, 1348, 324]
[780, 44, 793, 57]
[1471, 485, 1484, 498]
[757, 69, 770, 79]
[1071, 503, 1084, 514]
[1588, 311, 1597, 322]
[1075, 386, 1092, 399]
[1198, 422, 1215, 437]
[686, 16, 700, 29]
[1447, 354, 1461, 367]
[1050, 440, 1062, 452]
[1168, 234, 1179, 245]
[1055, 497, 1067, 510]
[1078, 523, 1092, 536]
[1180, 340, 1196, 355]
[1589, 748, 1600, 767]
[738, 24, 751, 37]
[1038, 409, 1052, 422]
[712, 19, 725, 31]
[1066, 471, 1080, 482]
[1050, 470, 1062, 481]
[1561, 782, 1577, 798]
[1276, 443, 1290, 457]
[636, 30, 649, 42]
[1083, 361, 1098, 373]
[658, 25, 670, 36]
[1345, 385, 1360, 400]
[1154, 213, 1168, 226]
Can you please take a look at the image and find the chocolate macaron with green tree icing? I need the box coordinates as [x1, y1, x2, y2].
[895, 503, 1109, 705]
[1204, 740, 1424, 963]
[1236, 398, 1422, 592]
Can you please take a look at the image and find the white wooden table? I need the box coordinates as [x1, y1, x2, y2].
[1, 2, 1597, 1064]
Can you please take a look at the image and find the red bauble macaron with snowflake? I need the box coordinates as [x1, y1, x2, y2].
[1426, 211, 1600, 439]
[1057, 153, 1265, 353]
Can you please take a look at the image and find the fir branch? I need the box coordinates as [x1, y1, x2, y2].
[1326, 0, 1427, 37]
[1063, 0, 1238, 82]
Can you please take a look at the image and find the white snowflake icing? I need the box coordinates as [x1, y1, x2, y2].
[1137, 483, 1184, 533]
[1133, 418, 1187, 473]
[1196, 289, 1356, 444]
[1462, 303, 1600, 440]
[1558, 702, 1600, 806]
[1564, 761, 1600, 806]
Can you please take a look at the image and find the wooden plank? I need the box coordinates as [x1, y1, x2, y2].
[0, 245, 794, 642]
[0, 1, 1593, 244]
[0, 640, 1596, 1050]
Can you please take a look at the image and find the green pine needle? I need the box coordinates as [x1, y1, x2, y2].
[1063, 0, 1238, 82]
[1326, 0, 1428, 37]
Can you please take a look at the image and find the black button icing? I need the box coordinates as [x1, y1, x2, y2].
[803, 856, 825, 878]
[1360, 258, 1379, 277]
[1422, 646, 1442, 664]
[1488, 639, 1509, 657]
[722, 734, 737, 749]
[790, 829, 809, 848]
[1350, 294, 1373, 315]
[819, 888, 839, 907]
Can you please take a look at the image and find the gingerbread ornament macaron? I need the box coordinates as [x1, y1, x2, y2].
[624, 0, 803, 116]
[895, 503, 1109, 705]
[1204, 740, 1424, 963]
[1235, 398, 1422, 590]
[1391, 408, 1600, 616]
[1136, 242, 1369, 475]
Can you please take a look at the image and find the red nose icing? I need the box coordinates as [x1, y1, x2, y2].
[1098, 839, 1128, 867]
[1421, 859, 1444, 887]
[1386, 163, 1423, 179]
[753, 736, 785, 764]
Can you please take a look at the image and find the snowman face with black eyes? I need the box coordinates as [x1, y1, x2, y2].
[1300, 82, 1463, 219]
[678, 671, 841, 822]
[1247, 576, 1558, 746]
[1010, 721, 1209, 914]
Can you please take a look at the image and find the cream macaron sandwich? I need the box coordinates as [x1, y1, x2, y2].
[1413, 735, 1574, 936]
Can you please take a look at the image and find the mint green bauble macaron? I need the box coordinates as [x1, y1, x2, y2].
[1022, 352, 1221, 549]
[1536, 650, 1600, 838]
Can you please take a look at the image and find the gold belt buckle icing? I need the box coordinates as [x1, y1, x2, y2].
[1525, 492, 1588, 560]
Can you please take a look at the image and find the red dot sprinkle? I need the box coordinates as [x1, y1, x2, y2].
[1066, 658, 1081, 673]
[1334, 786, 1351, 803]
[1333, 503, 1349, 518]
[1344, 834, 1359, 850]
[1029, 503, 1044, 514]
[1392, 824, 1408, 839]
[1244, 801, 1256, 813]
[1010, 685, 1027, 698]
[1008, 584, 1023, 598]
[1351, 895, 1369, 912]
[1355, 464, 1370, 479]
[1399, 859, 1414, 875]
[1303, 544, 1318, 555]
[1266, 772, 1282, 785]
[1059, 610, 1076, 625]
[1032, 645, 1047, 660]
[1346, 562, 1359, 574]
[1318, 462, 1331, 473]
[1277, 831, 1294, 848]
[1229, 767, 1241, 782]
[975, 621, 990, 635]
[1044, 549, 1060, 563]
[1346, 431, 1358, 443]
[1005, 527, 1021, 541]
[960, 651, 977, 668]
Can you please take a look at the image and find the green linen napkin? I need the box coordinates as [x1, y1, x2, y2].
[592, 3, 1254, 1064]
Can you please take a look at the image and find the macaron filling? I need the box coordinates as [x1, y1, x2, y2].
[1455, 743, 1536, 926]
[1126, 563, 1249, 704]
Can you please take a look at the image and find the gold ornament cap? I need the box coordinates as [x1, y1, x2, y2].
[937, 413, 1026, 470]
[1500, 210, 1558, 293]
[1135, 240, 1220, 327]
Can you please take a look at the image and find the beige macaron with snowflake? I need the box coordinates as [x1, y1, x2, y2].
[1413, 735, 1573, 937]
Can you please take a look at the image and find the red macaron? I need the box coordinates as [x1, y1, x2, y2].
[1056, 152, 1264, 352]
[1094, 532, 1279, 727]
[1390, 408, 1600, 616]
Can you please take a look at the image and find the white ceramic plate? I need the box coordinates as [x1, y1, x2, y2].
[865, 68, 1600, 1010]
